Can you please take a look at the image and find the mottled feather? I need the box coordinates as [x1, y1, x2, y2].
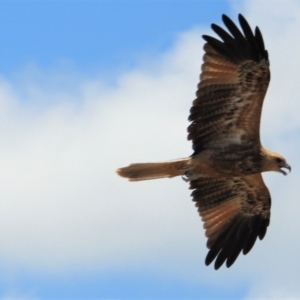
[190, 175, 271, 269]
[188, 14, 270, 155]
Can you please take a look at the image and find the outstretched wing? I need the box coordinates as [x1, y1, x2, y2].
[188, 14, 270, 155]
[190, 174, 271, 269]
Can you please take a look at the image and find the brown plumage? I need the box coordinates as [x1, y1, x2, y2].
[116, 14, 291, 269]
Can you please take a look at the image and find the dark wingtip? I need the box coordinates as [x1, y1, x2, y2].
[202, 13, 269, 64]
[238, 13, 245, 21]
[205, 250, 217, 266]
[202, 34, 209, 42]
[226, 256, 237, 268]
[215, 261, 225, 270]
[222, 14, 230, 22]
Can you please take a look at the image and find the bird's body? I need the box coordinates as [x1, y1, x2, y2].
[118, 146, 287, 180]
[117, 14, 291, 269]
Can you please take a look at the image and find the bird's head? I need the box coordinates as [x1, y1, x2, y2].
[275, 155, 291, 175]
[270, 153, 291, 175]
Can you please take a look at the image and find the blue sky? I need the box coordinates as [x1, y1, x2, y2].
[0, 0, 299, 299]
[0, 1, 230, 73]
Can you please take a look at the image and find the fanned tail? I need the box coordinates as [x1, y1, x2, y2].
[116, 158, 191, 181]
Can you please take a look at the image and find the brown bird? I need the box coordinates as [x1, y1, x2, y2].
[116, 14, 291, 270]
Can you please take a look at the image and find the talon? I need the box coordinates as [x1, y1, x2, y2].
[182, 171, 202, 182]
[182, 177, 190, 182]
[182, 172, 191, 182]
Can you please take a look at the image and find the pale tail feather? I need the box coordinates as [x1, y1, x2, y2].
[116, 158, 191, 181]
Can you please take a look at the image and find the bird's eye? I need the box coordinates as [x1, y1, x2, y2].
[276, 158, 282, 163]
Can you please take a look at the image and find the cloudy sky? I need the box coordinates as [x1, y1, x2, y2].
[0, 0, 299, 298]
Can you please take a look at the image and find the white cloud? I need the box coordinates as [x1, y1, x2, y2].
[0, 28, 210, 276]
[0, 1, 298, 297]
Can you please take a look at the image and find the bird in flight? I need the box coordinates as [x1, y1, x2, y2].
[116, 14, 291, 269]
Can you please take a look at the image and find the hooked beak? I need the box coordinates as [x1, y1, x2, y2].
[280, 163, 291, 176]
